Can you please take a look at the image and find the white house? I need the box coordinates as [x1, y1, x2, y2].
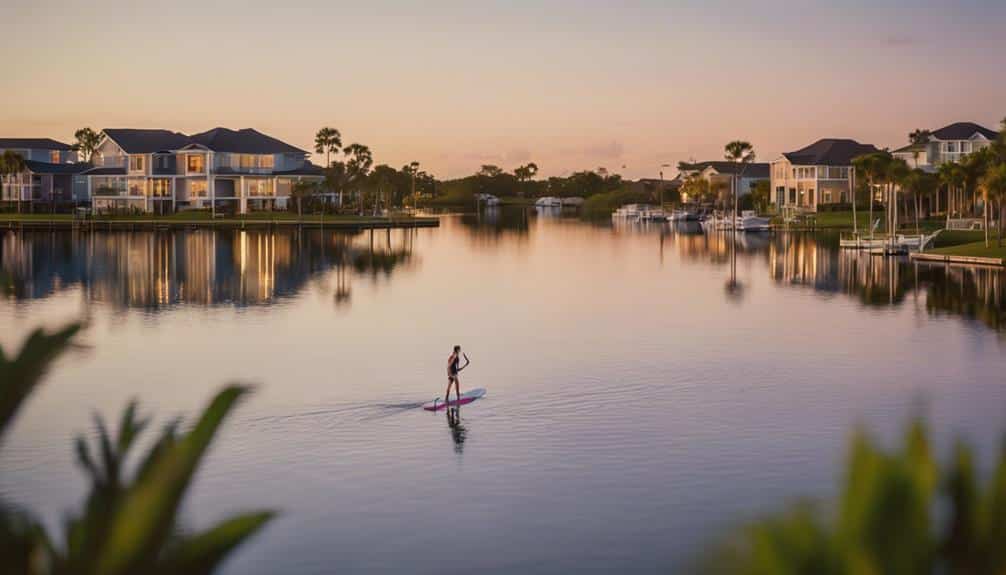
[770, 139, 879, 212]
[0, 138, 89, 208]
[84, 128, 324, 214]
[892, 121, 999, 172]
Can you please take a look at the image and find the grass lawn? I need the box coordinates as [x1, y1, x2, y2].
[928, 240, 1006, 261]
[770, 210, 944, 232]
[930, 230, 986, 248]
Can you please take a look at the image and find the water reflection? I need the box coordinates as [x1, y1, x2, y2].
[446, 408, 467, 454]
[0, 228, 414, 310]
[2, 221, 1004, 333]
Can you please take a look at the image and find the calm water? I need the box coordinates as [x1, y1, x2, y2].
[2, 209, 1005, 573]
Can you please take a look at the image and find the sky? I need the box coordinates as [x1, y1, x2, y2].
[2, 0, 1005, 179]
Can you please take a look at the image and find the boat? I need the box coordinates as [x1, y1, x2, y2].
[560, 197, 584, 207]
[535, 196, 562, 208]
[737, 210, 771, 232]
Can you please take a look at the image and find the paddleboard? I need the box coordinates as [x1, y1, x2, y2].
[422, 388, 487, 411]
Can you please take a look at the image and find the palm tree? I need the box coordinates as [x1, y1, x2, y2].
[343, 143, 373, 212]
[405, 161, 420, 208]
[72, 127, 102, 164]
[980, 163, 1006, 247]
[885, 158, 910, 235]
[514, 162, 539, 197]
[724, 141, 755, 223]
[853, 153, 887, 238]
[290, 180, 316, 218]
[314, 127, 341, 208]
[1, 150, 27, 213]
[938, 161, 964, 227]
[314, 127, 342, 168]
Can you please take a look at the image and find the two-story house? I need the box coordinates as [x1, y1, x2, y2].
[85, 128, 323, 214]
[0, 138, 89, 208]
[676, 161, 770, 204]
[770, 139, 879, 212]
[892, 122, 999, 172]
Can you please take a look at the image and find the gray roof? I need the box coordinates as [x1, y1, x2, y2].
[783, 139, 880, 166]
[0, 138, 73, 151]
[82, 166, 127, 176]
[24, 160, 91, 174]
[273, 162, 324, 176]
[679, 161, 770, 178]
[190, 128, 307, 155]
[930, 122, 999, 141]
[892, 143, 926, 154]
[103, 129, 194, 154]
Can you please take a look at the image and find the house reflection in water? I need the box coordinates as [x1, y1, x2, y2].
[0, 229, 414, 310]
[768, 232, 1005, 332]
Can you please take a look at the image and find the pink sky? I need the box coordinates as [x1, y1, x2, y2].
[2, 0, 1004, 179]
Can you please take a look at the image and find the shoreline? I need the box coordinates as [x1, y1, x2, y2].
[0, 214, 440, 231]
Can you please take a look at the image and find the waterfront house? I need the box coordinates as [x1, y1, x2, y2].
[0, 138, 90, 208]
[770, 139, 879, 212]
[676, 161, 769, 204]
[892, 121, 999, 172]
[84, 128, 324, 214]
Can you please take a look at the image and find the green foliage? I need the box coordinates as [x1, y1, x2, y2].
[707, 419, 1006, 575]
[0, 326, 273, 575]
[751, 180, 770, 213]
[580, 188, 651, 218]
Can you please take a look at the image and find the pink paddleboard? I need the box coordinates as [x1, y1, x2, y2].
[422, 388, 487, 411]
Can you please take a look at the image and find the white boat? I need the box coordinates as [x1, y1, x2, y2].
[613, 204, 649, 218]
[737, 210, 771, 232]
[476, 193, 500, 207]
[535, 196, 562, 207]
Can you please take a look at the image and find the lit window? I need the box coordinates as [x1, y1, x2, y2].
[129, 156, 145, 172]
[187, 155, 205, 173]
[51, 151, 61, 163]
[190, 181, 207, 197]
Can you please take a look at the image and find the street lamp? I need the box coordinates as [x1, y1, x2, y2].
[659, 163, 671, 207]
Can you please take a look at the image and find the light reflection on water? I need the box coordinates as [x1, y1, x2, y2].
[1, 210, 1004, 574]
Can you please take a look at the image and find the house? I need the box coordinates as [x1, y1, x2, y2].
[0, 138, 90, 208]
[84, 128, 324, 214]
[676, 161, 770, 204]
[770, 139, 879, 212]
[892, 121, 999, 171]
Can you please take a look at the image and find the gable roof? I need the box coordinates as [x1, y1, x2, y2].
[892, 142, 926, 154]
[0, 138, 73, 151]
[189, 128, 306, 155]
[680, 161, 769, 178]
[929, 122, 999, 141]
[24, 160, 91, 174]
[102, 129, 194, 154]
[783, 139, 880, 166]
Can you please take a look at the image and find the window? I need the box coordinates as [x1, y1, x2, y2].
[946, 142, 957, 153]
[259, 155, 274, 169]
[240, 155, 255, 170]
[129, 156, 145, 172]
[961, 141, 972, 153]
[50, 151, 61, 163]
[808, 189, 815, 204]
[789, 188, 796, 204]
[190, 181, 208, 197]
[823, 191, 832, 203]
[776, 187, 785, 205]
[187, 154, 205, 173]
[151, 179, 171, 198]
[128, 178, 146, 196]
[247, 179, 274, 197]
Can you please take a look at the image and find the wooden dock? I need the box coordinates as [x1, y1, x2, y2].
[909, 252, 1005, 267]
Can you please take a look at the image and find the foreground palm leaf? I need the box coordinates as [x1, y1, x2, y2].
[0, 326, 274, 575]
[93, 385, 268, 575]
[708, 419, 1006, 575]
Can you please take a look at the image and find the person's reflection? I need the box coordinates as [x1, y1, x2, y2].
[446, 407, 467, 453]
